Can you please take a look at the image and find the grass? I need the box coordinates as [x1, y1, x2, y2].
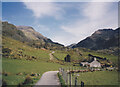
[57, 73, 67, 87]
[2, 58, 67, 85]
[2, 36, 74, 85]
[2, 36, 119, 86]
[2, 36, 50, 61]
[54, 50, 82, 61]
[53, 49, 118, 67]
[54, 51, 67, 60]
[79, 48, 118, 64]
[72, 70, 118, 85]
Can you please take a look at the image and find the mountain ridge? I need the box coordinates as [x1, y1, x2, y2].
[2, 21, 64, 49]
[72, 28, 119, 50]
[16, 26, 48, 41]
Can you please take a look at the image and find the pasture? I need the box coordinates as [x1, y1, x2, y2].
[2, 58, 66, 85]
[74, 70, 118, 85]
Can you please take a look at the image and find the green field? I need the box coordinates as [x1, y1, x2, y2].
[72, 70, 119, 85]
[2, 36, 119, 86]
[2, 58, 66, 85]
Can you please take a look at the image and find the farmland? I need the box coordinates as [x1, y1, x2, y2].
[72, 70, 118, 85]
[2, 58, 65, 85]
[2, 36, 119, 86]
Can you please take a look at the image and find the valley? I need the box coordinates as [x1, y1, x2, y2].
[2, 21, 119, 86]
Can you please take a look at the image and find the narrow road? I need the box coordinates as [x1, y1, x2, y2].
[49, 53, 54, 60]
[34, 71, 60, 86]
[49, 51, 55, 60]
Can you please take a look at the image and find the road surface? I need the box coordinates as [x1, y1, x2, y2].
[49, 53, 54, 60]
[34, 71, 60, 86]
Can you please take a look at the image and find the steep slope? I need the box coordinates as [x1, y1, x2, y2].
[2, 22, 28, 42]
[67, 43, 76, 48]
[17, 26, 48, 41]
[17, 26, 64, 46]
[2, 21, 64, 50]
[2, 36, 50, 61]
[73, 28, 120, 50]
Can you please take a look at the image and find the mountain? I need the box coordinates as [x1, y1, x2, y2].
[2, 22, 28, 42]
[16, 26, 48, 41]
[2, 21, 64, 49]
[16, 26, 64, 46]
[67, 43, 76, 48]
[73, 28, 120, 50]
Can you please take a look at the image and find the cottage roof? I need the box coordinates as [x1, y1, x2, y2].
[90, 59, 101, 67]
[90, 60, 100, 65]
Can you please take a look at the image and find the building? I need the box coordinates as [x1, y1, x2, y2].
[81, 58, 101, 68]
[89, 58, 101, 67]
[64, 54, 71, 62]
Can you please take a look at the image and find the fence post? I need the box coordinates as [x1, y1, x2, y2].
[69, 73, 71, 87]
[81, 81, 84, 87]
[67, 72, 69, 87]
[75, 77, 77, 87]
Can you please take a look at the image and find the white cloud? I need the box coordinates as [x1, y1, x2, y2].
[51, 32, 80, 46]
[61, 2, 118, 45]
[20, 1, 118, 46]
[36, 24, 50, 32]
[83, 3, 111, 20]
[22, 1, 65, 19]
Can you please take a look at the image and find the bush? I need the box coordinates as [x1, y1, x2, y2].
[2, 71, 10, 76]
[2, 79, 7, 87]
[2, 48, 11, 54]
[23, 75, 33, 84]
[57, 73, 66, 87]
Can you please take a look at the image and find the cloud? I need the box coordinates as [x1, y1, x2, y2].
[20, 1, 118, 46]
[22, 1, 65, 19]
[83, 2, 111, 20]
[61, 2, 118, 45]
[37, 24, 50, 31]
[51, 32, 79, 46]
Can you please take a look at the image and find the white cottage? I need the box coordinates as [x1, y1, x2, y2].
[89, 58, 101, 67]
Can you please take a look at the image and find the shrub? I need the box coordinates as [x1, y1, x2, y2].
[2, 79, 7, 87]
[16, 72, 23, 75]
[57, 73, 67, 87]
[23, 75, 33, 84]
[2, 48, 11, 54]
[2, 71, 10, 76]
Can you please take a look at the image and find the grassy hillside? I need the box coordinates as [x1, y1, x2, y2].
[53, 48, 118, 67]
[2, 36, 118, 86]
[2, 36, 71, 85]
[53, 49, 83, 62]
[78, 48, 118, 65]
[2, 36, 50, 61]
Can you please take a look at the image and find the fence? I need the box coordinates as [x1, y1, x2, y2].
[59, 67, 85, 87]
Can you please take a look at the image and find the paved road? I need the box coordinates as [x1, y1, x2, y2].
[34, 71, 60, 86]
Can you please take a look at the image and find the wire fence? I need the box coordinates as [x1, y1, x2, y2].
[59, 66, 105, 87]
[59, 67, 85, 87]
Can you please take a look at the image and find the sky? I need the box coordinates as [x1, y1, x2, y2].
[2, 0, 118, 46]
